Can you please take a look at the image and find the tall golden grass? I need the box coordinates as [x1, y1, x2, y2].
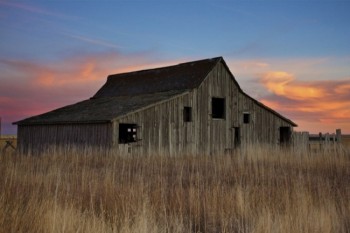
[1, 146, 349, 233]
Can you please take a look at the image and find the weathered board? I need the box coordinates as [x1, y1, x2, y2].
[17, 123, 112, 153]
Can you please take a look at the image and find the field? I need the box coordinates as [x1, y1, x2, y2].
[1, 146, 349, 233]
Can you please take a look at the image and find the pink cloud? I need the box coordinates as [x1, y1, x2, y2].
[0, 51, 181, 134]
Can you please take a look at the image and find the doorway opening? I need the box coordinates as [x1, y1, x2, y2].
[279, 127, 291, 146]
[234, 127, 241, 148]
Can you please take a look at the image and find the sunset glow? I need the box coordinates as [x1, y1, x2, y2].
[1, 0, 349, 134]
[259, 74, 350, 133]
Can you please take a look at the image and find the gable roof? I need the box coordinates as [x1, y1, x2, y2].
[93, 57, 221, 98]
[14, 57, 297, 127]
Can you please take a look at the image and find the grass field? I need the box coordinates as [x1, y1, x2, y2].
[1, 146, 349, 233]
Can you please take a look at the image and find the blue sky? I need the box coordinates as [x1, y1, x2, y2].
[1, 0, 350, 134]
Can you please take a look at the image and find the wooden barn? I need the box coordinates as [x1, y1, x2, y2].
[14, 57, 297, 155]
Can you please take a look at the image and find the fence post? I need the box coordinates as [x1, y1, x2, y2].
[336, 129, 342, 143]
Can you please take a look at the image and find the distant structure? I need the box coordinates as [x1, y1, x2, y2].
[14, 57, 297, 154]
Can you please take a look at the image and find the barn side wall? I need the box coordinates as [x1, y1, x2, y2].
[114, 92, 196, 155]
[236, 92, 294, 146]
[113, 61, 294, 155]
[197, 61, 294, 153]
[18, 123, 113, 153]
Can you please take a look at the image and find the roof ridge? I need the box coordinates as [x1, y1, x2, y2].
[93, 56, 222, 98]
[106, 56, 222, 79]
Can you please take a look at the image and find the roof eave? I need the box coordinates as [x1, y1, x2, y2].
[14, 120, 112, 126]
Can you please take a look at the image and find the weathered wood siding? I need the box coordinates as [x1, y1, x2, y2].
[114, 93, 196, 155]
[18, 123, 112, 153]
[113, 61, 294, 155]
[236, 91, 294, 145]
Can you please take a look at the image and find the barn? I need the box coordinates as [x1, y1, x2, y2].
[14, 57, 297, 155]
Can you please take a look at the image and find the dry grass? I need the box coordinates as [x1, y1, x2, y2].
[1, 146, 349, 233]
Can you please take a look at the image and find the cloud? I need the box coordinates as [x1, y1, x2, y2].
[0, 51, 181, 134]
[2, 54, 349, 135]
[225, 56, 350, 133]
[259, 71, 350, 133]
[260, 71, 328, 100]
[0, 0, 72, 19]
[61, 33, 125, 49]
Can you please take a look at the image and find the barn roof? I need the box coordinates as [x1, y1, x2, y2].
[92, 57, 220, 98]
[14, 57, 297, 126]
[14, 90, 186, 125]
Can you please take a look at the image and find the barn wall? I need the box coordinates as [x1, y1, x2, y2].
[236, 92, 294, 145]
[195, 61, 237, 154]
[18, 123, 113, 153]
[113, 61, 294, 155]
[196, 61, 293, 153]
[114, 93, 196, 155]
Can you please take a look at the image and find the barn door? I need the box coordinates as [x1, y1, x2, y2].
[279, 127, 291, 146]
[234, 127, 241, 148]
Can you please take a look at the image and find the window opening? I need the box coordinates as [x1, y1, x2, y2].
[119, 123, 138, 144]
[243, 113, 250, 124]
[212, 97, 225, 119]
[184, 106, 192, 122]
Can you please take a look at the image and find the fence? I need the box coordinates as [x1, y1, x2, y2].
[0, 136, 17, 154]
[293, 129, 349, 153]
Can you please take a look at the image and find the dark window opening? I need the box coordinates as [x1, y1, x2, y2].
[234, 127, 241, 148]
[212, 97, 225, 119]
[280, 127, 291, 146]
[243, 113, 250, 124]
[119, 123, 138, 144]
[184, 106, 192, 122]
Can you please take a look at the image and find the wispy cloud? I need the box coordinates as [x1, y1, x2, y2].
[0, 0, 75, 19]
[61, 32, 125, 49]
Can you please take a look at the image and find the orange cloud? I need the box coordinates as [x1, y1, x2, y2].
[261, 71, 327, 100]
[225, 57, 350, 133]
[0, 51, 182, 134]
[32, 54, 181, 88]
[335, 83, 350, 95]
[259, 72, 350, 133]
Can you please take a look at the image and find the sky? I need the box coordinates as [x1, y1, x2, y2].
[0, 0, 350, 135]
